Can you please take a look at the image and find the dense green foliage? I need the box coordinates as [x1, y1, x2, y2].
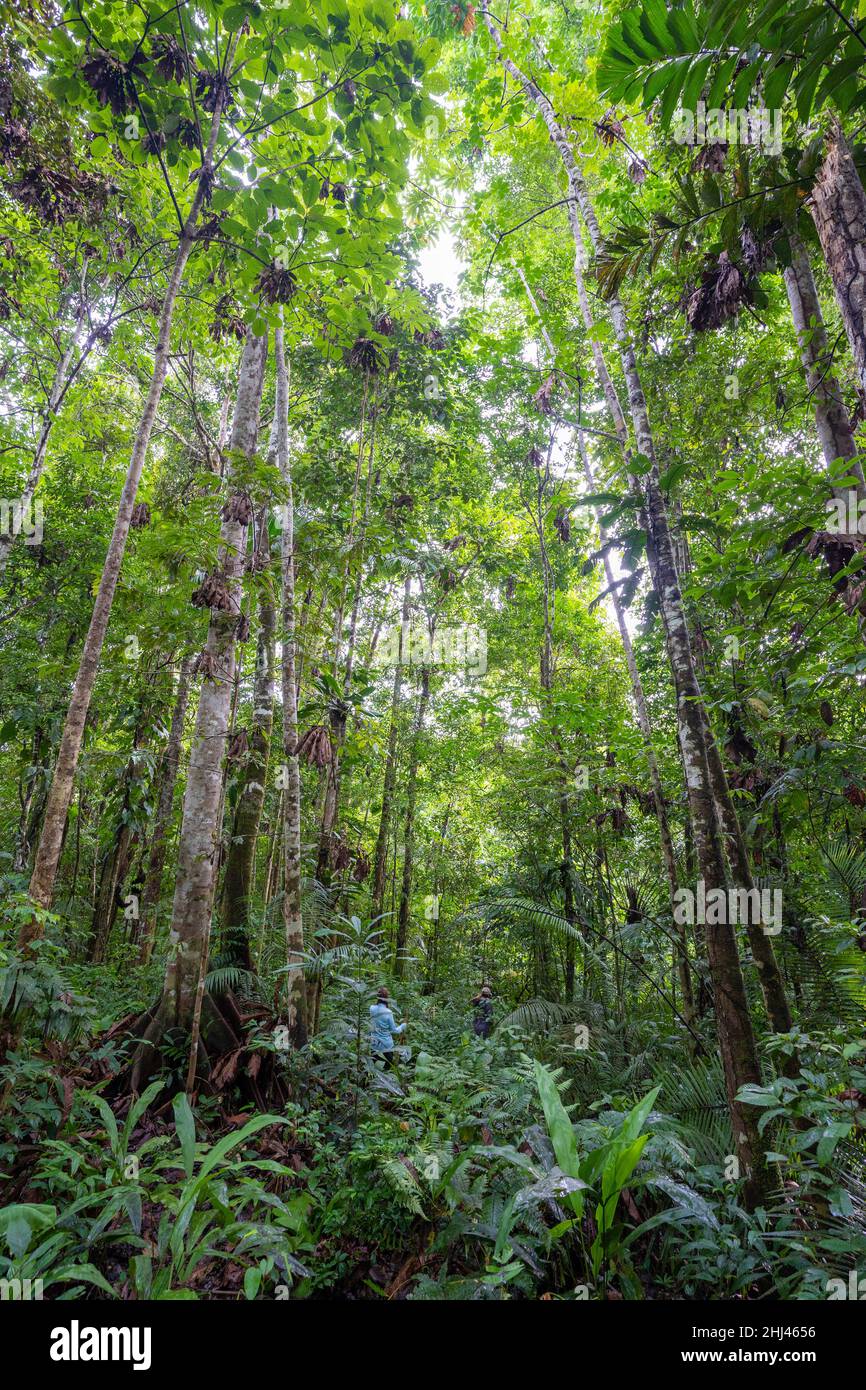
[1, 0, 865, 1303]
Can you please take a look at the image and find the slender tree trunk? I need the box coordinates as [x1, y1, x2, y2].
[599, 549, 695, 1019]
[531, 437, 580, 999]
[145, 330, 266, 1067]
[275, 325, 308, 1047]
[675, 505, 794, 1043]
[220, 532, 275, 970]
[482, 11, 766, 1196]
[558, 790, 577, 998]
[13, 727, 50, 875]
[89, 821, 136, 965]
[0, 305, 85, 578]
[372, 576, 411, 917]
[702, 736, 794, 1039]
[783, 229, 863, 484]
[262, 791, 282, 906]
[315, 380, 377, 880]
[810, 118, 866, 411]
[88, 709, 150, 963]
[307, 405, 379, 1018]
[645, 481, 766, 1194]
[394, 667, 431, 978]
[138, 654, 194, 964]
[518, 266, 693, 1023]
[23, 99, 229, 937]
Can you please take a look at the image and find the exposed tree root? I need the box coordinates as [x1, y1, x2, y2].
[105, 988, 292, 1108]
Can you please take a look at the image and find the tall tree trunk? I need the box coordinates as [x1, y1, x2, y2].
[394, 667, 431, 978]
[702, 735, 794, 1041]
[674, 527, 795, 1043]
[372, 576, 411, 918]
[531, 432, 580, 999]
[23, 97, 230, 938]
[220, 531, 276, 970]
[558, 791, 577, 998]
[89, 820, 136, 966]
[315, 379, 377, 880]
[88, 709, 150, 964]
[595, 507, 695, 1022]
[138, 654, 194, 965]
[518, 266, 693, 1024]
[811, 118, 866, 411]
[132, 329, 266, 1085]
[13, 726, 50, 875]
[275, 325, 307, 1047]
[482, 11, 766, 1197]
[644, 481, 767, 1196]
[0, 301, 86, 578]
[783, 229, 863, 484]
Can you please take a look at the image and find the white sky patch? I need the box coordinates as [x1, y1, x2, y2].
[417, 226, 465, 298]
[410, 191, 640, 649]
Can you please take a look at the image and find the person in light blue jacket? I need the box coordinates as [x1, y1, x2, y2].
[370, 986, 405, 1068]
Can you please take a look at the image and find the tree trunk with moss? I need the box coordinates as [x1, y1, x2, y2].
[372, 576, 411, 919]
[128, 330, 266, 1088]
[784, 230, 861, 481]
[394, 667, 430, 978]
[23, 94, 232, 939]
[482, 10, 767, 1199]
[220, 531, 275, 972]
[811, 119, 866, 412]
[138, 654, 194, 965]
[275, 325, 307, 1047]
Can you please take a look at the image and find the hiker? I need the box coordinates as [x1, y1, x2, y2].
[471, 984, 493, 1039]
[370, 986, 405, 1068]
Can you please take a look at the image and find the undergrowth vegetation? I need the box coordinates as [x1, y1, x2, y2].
[3, 0, 866, 1306]
[2, 905, 864, 1300]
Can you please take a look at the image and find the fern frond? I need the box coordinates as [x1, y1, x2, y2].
[204, 963, 262, 998]
[650, 1054, 732, 1167]
[499, 997, 586, 1033]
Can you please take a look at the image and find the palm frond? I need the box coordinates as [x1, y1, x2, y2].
[786, 918, 865, 1027]
[650, 1054, 732, 1167]
[821, 837, 866, 902]
[498, 997, 585, 1033]
[204, 963, 262, 998]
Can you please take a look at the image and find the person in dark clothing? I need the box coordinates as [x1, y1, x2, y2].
[471, 985, 493, 1038]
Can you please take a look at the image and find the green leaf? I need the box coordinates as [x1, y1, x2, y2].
[533, 1061, 583, 1216]
[0, 1204, 57, 1258]
[173, 1093, 197, 1181]
[50, 1263, 117, 1296]
[123, 1079, 165, 1148]
[196, 1114, 289, 1181]
[619, 1085, 661, 1145]
[659, 56, 693, 129]
[706, 54, 739, 110]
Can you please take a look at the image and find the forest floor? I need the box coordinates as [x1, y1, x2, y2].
[2, 966, 866, 1302]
